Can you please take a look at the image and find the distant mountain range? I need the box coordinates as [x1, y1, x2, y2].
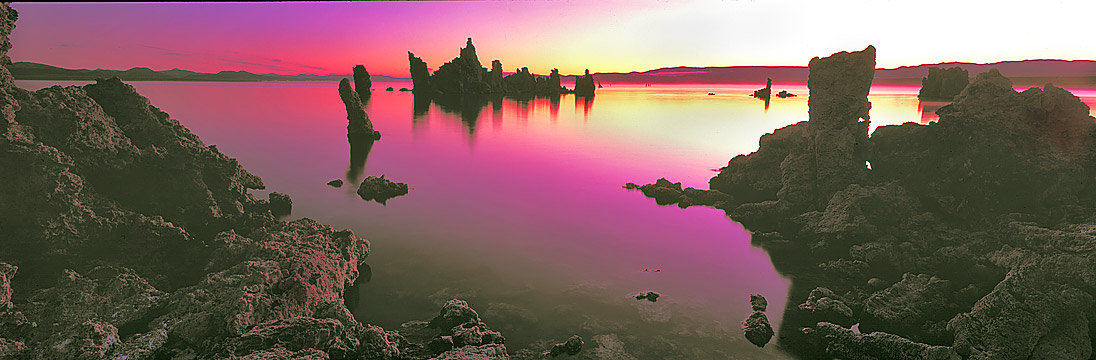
[9, 59, 1096, 85]
[561, 59, 1096, 85]
[6, 62, 409, 82]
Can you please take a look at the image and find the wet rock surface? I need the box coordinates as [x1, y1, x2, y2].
[356, 175, 409, 203]
[918, 66, 969, 100]
[0, 6, 507, 359]
[634, 44, 1096, 358]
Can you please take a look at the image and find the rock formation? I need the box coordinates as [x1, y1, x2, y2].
[631, 44, 1096, 359]
[352, 65, 372, 100]
[268, 191, 292, 216]
[408, 38, 575, 97]
[743, 294, 774, 347]
[752, 78, 772, 99]
[633, 291, 660, 302]
[338, 77, 380, 142]
[574, 69, 596, 97]
[356, 175, 409, 203]
[776, 90, 796, 98]
[0, 5, 508, 359]
[545, 335, 583, 357]
[918, 66, 969, 100]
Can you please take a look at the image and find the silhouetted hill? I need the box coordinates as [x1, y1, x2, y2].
[561, 59, 1096, 85]
[6, 62, 409, 82]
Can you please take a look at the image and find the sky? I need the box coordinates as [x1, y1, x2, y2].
[8, 1, 1096, 77]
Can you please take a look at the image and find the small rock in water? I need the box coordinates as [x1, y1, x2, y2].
[385, 87, 394, 91]
[327, 179, 344, 188]
[634, 291, 661, 302]
[398, 88, 411, 92]
[775, 90, 796, 98]
[708, 92, 716, 95]
[268, 192, 292, 216]
[623, 182, 639, 190]
[357, 175, 409, 203]
[545, 335, 584, 357]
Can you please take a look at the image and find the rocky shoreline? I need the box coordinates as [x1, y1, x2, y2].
[0, 5, 526, 359]
[631, 44, 1096, 359]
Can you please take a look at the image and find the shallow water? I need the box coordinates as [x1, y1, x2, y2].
[15, 79, 1096, 358]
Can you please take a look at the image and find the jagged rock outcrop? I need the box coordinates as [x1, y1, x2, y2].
[353, 65, 372, 100]
[0, 5, 507, 359]
[338, 77, 380, 142]
[633, 291, 660, 302]
[408, 38, 572, 97]
[573, 69, 595, 97]
[268, 192, 292, 216]
[918, 67, 969, 100]
[625, 178, 734, 209]
[633, 43, 1096, 359]
[804, 322, 959, 360]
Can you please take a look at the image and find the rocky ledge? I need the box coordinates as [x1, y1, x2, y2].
[632, 45, 1096, 359]
[0, 4, 511, 359]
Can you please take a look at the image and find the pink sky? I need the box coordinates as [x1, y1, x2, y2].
[10, 1, 1096, 77]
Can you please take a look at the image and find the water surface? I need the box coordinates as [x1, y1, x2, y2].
[15, 79, 1096, 358]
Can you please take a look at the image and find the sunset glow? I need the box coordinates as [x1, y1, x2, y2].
[11, 1, 1096, 77]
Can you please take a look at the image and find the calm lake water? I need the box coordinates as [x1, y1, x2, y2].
[16, 79, 1096, 359]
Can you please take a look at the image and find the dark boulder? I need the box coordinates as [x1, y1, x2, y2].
[546, 335, 583, 357]
[750, 293, 768, 312]
[742, 311, 774, 347]
[356, 175, 408, 203]
[326, 179, 343, 188]
[918, 66, 969, 100]
[268, 192, 292, 216]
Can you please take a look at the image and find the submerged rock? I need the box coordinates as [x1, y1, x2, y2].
[545, 335, 583, 357]
[918, 66, 968, 100]
[630, 178, 733, 208]
[633, 291, 660, 302]
[356, 175, 409, 203]
[327, 179, 344, 188]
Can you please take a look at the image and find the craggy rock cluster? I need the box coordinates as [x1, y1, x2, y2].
[743, 294, 774, 347]
[573, 69, 596, 97]
[409, 38, 577, 96]
[0, 5, 507, 359]
[623, 178, 733, 209]
[633, 44, 1096, 359]
[633, 291, 661, 302]
[338, 77, 381, 142]
[356, 175, 409, 203]
[918, 66, 969, 101]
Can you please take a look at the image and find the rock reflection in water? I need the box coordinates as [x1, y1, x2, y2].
[347, 137, 375, 184]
